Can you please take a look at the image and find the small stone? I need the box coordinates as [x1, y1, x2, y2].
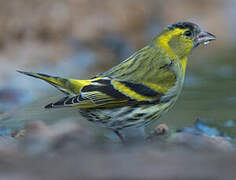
[11, 130, 26, 138]
[155, 123, 169, 135]
[146, 123, 169, 141]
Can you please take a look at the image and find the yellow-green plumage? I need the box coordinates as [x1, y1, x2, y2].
[18, 22, 215, 134]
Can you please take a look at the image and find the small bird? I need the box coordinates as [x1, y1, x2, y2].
[18, 22, 215, 141]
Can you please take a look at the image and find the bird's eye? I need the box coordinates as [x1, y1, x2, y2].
[184, 30, 192, 37]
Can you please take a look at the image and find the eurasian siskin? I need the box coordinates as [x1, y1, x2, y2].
[18, 22, 215, 141]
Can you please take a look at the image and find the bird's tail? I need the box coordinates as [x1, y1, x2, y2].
[17, 71, 84, 96]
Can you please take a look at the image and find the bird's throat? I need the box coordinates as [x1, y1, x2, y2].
[179, 57, 188, 75]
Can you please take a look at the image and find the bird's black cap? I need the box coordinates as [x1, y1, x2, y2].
[168, 22, 200, 32]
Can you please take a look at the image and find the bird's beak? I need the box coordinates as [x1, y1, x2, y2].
[194, 31, 216, 47]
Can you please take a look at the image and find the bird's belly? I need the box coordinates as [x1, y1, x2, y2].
[79, 100, 175, 130]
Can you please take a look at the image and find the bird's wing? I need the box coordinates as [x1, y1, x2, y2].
[44, 77, 165, 109]
[18, 45, 177, 109]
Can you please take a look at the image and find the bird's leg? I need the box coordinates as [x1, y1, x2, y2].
[114, 130, 125, 143]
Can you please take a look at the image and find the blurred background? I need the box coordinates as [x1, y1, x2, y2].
[0, 0, 236, 179]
